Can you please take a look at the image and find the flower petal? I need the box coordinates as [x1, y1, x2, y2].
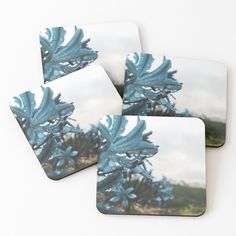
[110, 196, 120, 203]
[128, 193, 137, 199]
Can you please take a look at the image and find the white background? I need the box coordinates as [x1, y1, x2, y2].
[0, 0, 235, 235]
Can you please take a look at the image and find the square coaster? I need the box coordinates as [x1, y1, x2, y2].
[10, 65, 122, 180]
[96, 115, 206, 216]
[40, 22, 141, 95]
[122, 53, 227, 147]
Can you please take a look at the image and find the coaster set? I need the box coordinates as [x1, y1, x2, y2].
[10, 22, 227, 217]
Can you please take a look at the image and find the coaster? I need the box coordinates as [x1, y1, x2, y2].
[10, 65, 122, 180]
[40, 22, 141, 94]
[96, 115, 206, 216]
[122, 53, 227, 147]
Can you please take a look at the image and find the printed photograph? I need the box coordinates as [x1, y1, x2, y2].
[122, 53, 227, 147]
[96, 115, 206, 216]
[40, 22, 141, 95]
[10, 65, 122, 180]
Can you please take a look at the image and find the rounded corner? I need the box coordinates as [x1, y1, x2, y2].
[193, 207, 207, 217]
[96, 203, 108, 215]
[208, 139, 226, 148]
[127, 22, 139, 30]
[218, 139, 226, 147]
[45, 172, 61, 181]
[216, 61, 228, 74]
[193, 117, 206, 130]
[91, 64, 107, 74]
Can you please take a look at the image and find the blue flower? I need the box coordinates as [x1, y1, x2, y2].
[40, 26, 98, 82]
[98, 115, 158, 175]
[154, 177, 174, 206]
[10, 87, 79, 147]
[10, 87, 83, 179]
[123, 53, 183, 116]
[110, 185, 137, 208]
[54, 146, 78, 169]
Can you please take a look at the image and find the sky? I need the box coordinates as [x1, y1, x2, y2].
[108, 115, 206, 187]
[41, 22, 142, 86]
[141, 54, 227, 122]
[20, 65, 123, 131]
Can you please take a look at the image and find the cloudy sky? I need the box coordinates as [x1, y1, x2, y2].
[29, 65, 122, 131]
[117, 116, 206, 187]
[41, 22, 142, 86]
[145, 54, 227, 122]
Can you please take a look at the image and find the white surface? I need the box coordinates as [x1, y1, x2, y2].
[0, 0, 235, 235]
